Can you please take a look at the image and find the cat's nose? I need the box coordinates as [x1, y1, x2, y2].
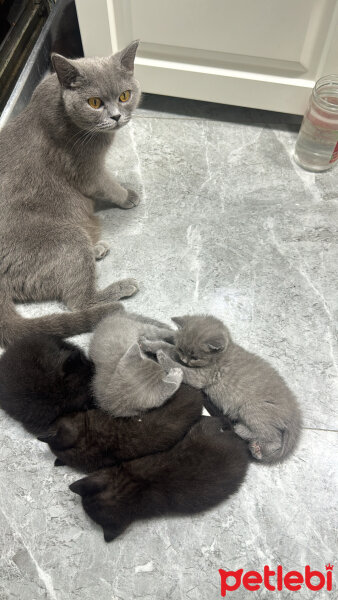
[111, 114, 121, 122]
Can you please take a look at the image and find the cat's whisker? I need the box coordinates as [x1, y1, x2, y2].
[67, 124, 102, 154]
[70, 127, 99, 153]
[65, 127, 93, 152]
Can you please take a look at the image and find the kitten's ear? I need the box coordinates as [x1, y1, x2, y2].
[38, 421, 76, 449]
[62, 349, 86, 375]
[123, 343, 144, 361]
[52, 53, 81, 88]
[115, 40, 140, 73]
[171, 317, 187, 328]
[37, 428, 57, 442]
[161, 368, 183, 399]
[53, 421, 78, 449]
[103, 525, 124, 542]
[205, 336, 225, 352]
[69, 474, 107, 497]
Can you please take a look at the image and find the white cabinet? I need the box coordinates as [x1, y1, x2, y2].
[75, 0, 338, 114]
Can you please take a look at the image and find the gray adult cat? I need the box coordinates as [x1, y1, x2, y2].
[141, 315, 301, 464]
[0, 41, 141, 347]
[89, 310, 182, 417]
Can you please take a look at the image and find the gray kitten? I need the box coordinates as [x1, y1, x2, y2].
[0, 42, 141, 347]
[142, 315, 301, 464]
[89, 310, 182, 417]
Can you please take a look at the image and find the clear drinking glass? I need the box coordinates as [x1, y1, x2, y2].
[294, 75, 338, 172]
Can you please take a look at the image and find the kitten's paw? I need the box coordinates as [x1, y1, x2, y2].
[121, 189, 140, 209]
[249, 440, 263, 460]
[163, 367, 183, 386]
[139, 337, 153, 353]
[140, 338, 172, 354]
[94, 240, 110, 260]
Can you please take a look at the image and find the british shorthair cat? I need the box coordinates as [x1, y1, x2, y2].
[89, 311, 180, 417]
[0, 333, 94, 435]
[142, 314, 301, 464]
[38, 384, 203, 472]
[69, 416, 249, 541]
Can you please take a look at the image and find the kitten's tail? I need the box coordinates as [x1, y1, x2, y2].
[277, 417, 302, 462]
[0, 289, 122, 348]
[260, 413, 302, 464]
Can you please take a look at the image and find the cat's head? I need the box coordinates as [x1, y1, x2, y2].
[113, 344, 183, 412]
[38, 413, 83, 450]
[69, 468, 134, 541]
[51, 41, 141, 132]
[172, 315, 230, 367]
[15, 334, 93, 395]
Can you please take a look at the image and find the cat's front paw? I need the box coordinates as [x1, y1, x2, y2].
[94, 240, 110, 260]
[121, 189, 140, 209]
[139, 338, 172, 354]
[139, 337, 154, 353]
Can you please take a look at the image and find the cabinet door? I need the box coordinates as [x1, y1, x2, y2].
[75, 0, 338, 114]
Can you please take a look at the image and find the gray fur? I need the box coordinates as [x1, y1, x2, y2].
[155, 314, 302, 464]
[89, 311, 181, 416]
[0, 42, 141, 347]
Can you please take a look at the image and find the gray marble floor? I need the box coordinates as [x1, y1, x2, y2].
[1, 94, 337, 599]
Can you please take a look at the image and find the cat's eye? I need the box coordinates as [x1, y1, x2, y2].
[88, 97, 103, 109]
[119, 90, 131, 103]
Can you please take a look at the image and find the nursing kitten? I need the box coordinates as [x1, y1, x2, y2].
[0, 334, 94, 435]
[0, 41, 141, 347]
[145, 315, 301, 464]
[38, 384, 203, 472]
[69, 416, 249, 541]
[89, 311, 180, 416]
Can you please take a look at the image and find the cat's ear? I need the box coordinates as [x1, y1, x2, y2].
[62, 349, 86, 375]
[123, 343, 144, 361]
[205, 336, 225, 352]
[53, 421, 78, 449]
[37, 427, 57, 442]
[115, 40, 140, 73]
[103, 524, 125, 542]
[38, 421, 76, 449]
[161, 368, 183, 398]
[69, 474, 107, 497]
[52, 53, 81, 88]
[171, 317, 187, 328]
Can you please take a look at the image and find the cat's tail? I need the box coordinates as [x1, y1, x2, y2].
[0, 288, 122, 348]
[256, 411, 302, 464]
[276, 416, 302, 463]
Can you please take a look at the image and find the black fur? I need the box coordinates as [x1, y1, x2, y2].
[38, 384, 203, 472]
[69, 416, 249, 541]
[0, 334, 94, 435]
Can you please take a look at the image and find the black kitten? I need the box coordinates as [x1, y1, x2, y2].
[0, 334, 94, 435]
[69, 416, 249, 541]
[38, 384, 203, 472]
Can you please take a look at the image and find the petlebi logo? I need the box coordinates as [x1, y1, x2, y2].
[219, 564, 334, 596]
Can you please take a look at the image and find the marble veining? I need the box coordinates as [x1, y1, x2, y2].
[0, 94, 337, 599]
